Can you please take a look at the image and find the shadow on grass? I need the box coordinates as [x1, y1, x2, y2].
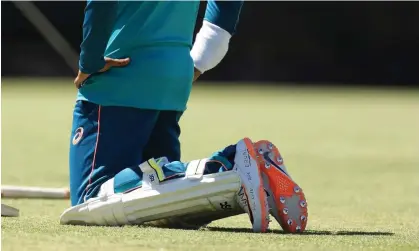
[64, 223, 394, 236]
[205, 227, 394, 236]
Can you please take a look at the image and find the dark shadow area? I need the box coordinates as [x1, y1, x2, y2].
[2, 1, 418, 86]
[206, 227, 395, 236]
[56, 223, 394, 236]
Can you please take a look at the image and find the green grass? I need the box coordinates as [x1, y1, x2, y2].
[2, 79, 419, 251]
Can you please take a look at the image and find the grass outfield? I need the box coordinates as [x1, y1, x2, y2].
[1, 79, 419, 251]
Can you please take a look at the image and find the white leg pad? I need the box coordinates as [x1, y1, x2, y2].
[60, 159, 241, 226]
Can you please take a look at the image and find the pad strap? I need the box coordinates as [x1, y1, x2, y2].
[185, 158, 209, 178]
[147, 158, 166, 181]
[139, 158, 164, 189]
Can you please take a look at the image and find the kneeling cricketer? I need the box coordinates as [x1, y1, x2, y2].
[62, 1, 308, 233]
[61, 138, 308, 233]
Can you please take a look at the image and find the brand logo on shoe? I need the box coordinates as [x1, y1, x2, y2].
[246, 172, 252, 181]
[248, 188, 257, 211]
[249, 188, 255, 198]
[72, 127, 84, 145]
[245, 189, 256, 212]
[242, 150, 251, 168]
[238, 187, 248, 207]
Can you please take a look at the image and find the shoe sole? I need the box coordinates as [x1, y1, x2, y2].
[253, 140, 308, 233]
[234, 138, 270, 233]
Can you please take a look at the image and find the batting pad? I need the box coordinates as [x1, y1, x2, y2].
[60, 159, 241, 226]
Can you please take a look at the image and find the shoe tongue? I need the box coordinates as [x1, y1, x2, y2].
[155, 157, 170, 167]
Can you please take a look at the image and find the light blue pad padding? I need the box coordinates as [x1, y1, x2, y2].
[113, 144, 238, 194]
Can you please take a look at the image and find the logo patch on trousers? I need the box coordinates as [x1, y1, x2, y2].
[72, 127, 84, 145]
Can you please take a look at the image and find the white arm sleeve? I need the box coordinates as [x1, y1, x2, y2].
[190, 20, 232, 74]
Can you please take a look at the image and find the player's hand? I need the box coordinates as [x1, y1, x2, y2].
[193, 68, 201, 82]
[74, 57, 130, 89]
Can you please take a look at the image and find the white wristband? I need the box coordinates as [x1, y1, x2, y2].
[190, 20, 232, 74]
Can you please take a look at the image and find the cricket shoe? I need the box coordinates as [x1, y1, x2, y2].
[233, 137, 270, 233]
[253, 140, 308, 233]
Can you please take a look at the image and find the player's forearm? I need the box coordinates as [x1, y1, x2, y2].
[79, 1, 117, 74]
[191, 1, 243, 74]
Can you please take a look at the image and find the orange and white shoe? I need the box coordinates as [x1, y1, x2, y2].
[234, 138, 270, 233]
[253, 140, 308, 233]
